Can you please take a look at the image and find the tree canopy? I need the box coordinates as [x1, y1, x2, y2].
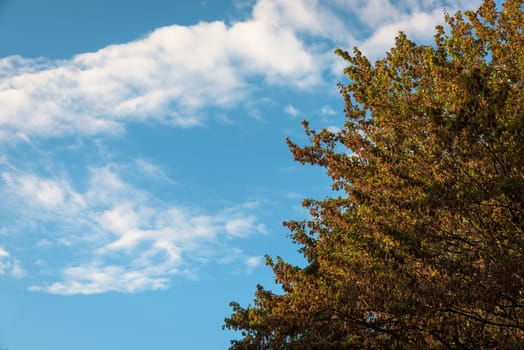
[225, 0, 523, 348]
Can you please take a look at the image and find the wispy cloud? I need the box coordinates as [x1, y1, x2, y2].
[0, 246, 26, 279]
[245, 255, 263, 274]
[284, 104, 299, 117]
[31, 265, 171, 295]
[320, 105, 336, 116]
[1, 163, 266, 294]
[326, 125, 341, 133]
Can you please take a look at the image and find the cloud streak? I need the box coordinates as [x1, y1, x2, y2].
[1, 164, 265, 294]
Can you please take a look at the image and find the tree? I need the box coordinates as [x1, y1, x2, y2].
[224, 0, 523, 348]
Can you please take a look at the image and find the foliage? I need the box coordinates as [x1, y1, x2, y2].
[225, 0, 524, 348]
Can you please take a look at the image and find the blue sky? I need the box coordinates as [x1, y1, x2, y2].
[0, 0, 482, 349]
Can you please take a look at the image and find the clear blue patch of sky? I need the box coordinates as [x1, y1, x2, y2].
[0, 0, 245, 58]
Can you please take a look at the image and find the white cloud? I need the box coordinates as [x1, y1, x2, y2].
[132, 158, 176, 184]
[252, 0, 351, 42]
[358, 0, 403, 27]
[0, 247, 25, 279]
[284, 104, 300, 117]
[351, 0, 482, 58]
[1, 172, 86, 213]
[245, 255, 263, 273]
[332, 0, 480, 28]
[225, 216, 263, 237]
[0, 6, 322, 140]
[0, 163, 265, 294]
[358, 9, 444, 57]
[30, 265, 170, 295]
[0, 246, 8, 258]
[0, 0, 483, 140]
[10, 260, 26, 279]
[320, 105, 336, 116]
[326, 125, 341, 133]
[246, 255, 263, 267]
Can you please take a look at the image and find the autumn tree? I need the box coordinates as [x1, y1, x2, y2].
[225, 0, 524, 348]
